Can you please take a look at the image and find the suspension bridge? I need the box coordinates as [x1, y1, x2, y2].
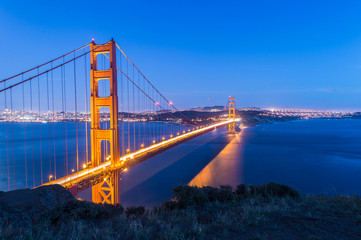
[0, 39, 238, 204]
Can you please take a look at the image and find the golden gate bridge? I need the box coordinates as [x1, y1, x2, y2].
[0, 39, 238, 204]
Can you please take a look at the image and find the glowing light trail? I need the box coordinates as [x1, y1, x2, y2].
[44, 119, 239, 187]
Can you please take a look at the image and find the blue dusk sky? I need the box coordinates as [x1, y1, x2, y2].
[0, 1, 361, 111]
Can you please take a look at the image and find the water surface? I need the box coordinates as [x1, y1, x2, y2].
[120, 119, 361, 206]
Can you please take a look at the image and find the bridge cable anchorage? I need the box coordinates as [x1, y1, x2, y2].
[115, 43, 198, 126]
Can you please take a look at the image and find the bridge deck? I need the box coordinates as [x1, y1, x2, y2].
[43, 120, 238, 192]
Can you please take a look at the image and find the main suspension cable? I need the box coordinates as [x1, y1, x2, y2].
[0, 43, 90, 84]
[115, 43, 197, 125]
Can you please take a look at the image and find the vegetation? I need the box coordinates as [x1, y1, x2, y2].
[1, 183, 361, 239]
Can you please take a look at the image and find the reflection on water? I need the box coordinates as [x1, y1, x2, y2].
[189, 132, 244, 187]
[123, 119, 361, 207]
[4, 119, 361, 206]
[82, 119, 361, 206]
[117, 128, 233, 207]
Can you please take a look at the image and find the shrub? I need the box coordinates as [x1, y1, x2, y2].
[125, 206, 145, 217]
[172, 185, 234, 207]
[38, 200, 124, 224]
[159, 200, 178, 211]
[235, 184, 247, 195]
[235, 182, 299, 199]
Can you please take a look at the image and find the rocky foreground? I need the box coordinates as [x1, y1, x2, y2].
[0, 183, 360, 240]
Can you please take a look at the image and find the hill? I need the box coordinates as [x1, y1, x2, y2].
[0, 183, 360, 239]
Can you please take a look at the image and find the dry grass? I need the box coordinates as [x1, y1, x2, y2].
[1, 183, 360, 240]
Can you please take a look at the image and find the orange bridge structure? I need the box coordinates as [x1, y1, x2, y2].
[0, 39, 239, 204]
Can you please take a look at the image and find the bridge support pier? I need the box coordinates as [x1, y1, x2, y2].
[92, 170, 120, 204]
[90, 39, 120, 204]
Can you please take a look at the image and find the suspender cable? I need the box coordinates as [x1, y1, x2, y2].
[22, 75, 28, 188]
[150, 84, 153, 146]
[138, 72, 141, 148]
[37, 68, 43, 185]
[120, 53, 125, 155]
[121, 56, 125, 155]
[61, 60, 66, 176]
[74, 53, 79, 172]
[10, 88, 15, 189]
[4, 82, 10, 190]
[115, 43, 197, 126]
[133, 68, 135, 151]
[46, 72, 51, 181]
[30, 78, 35, 188]
[84, 51, 89, 165]
[127, 61, 130, 152]
[51, 62, 56, 180]
[102, 53, 192, 128]
[63, 58, 68, 176]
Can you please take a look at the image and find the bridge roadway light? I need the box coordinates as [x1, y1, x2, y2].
[141, 144, 144, 148]
[71, 169, 74, 173]
[177, 132, 179, 135]
[162, 137, 165, 141]
[49, 175, 53, 182]
[170, 134, 173, 138]
[153, 140, 156, 144]
[82, 163, 87, 169]
[127, 149, 130, 153]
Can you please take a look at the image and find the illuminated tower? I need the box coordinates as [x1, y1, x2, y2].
[228, 97, 235, 133]
[90, 39, 120, 204]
